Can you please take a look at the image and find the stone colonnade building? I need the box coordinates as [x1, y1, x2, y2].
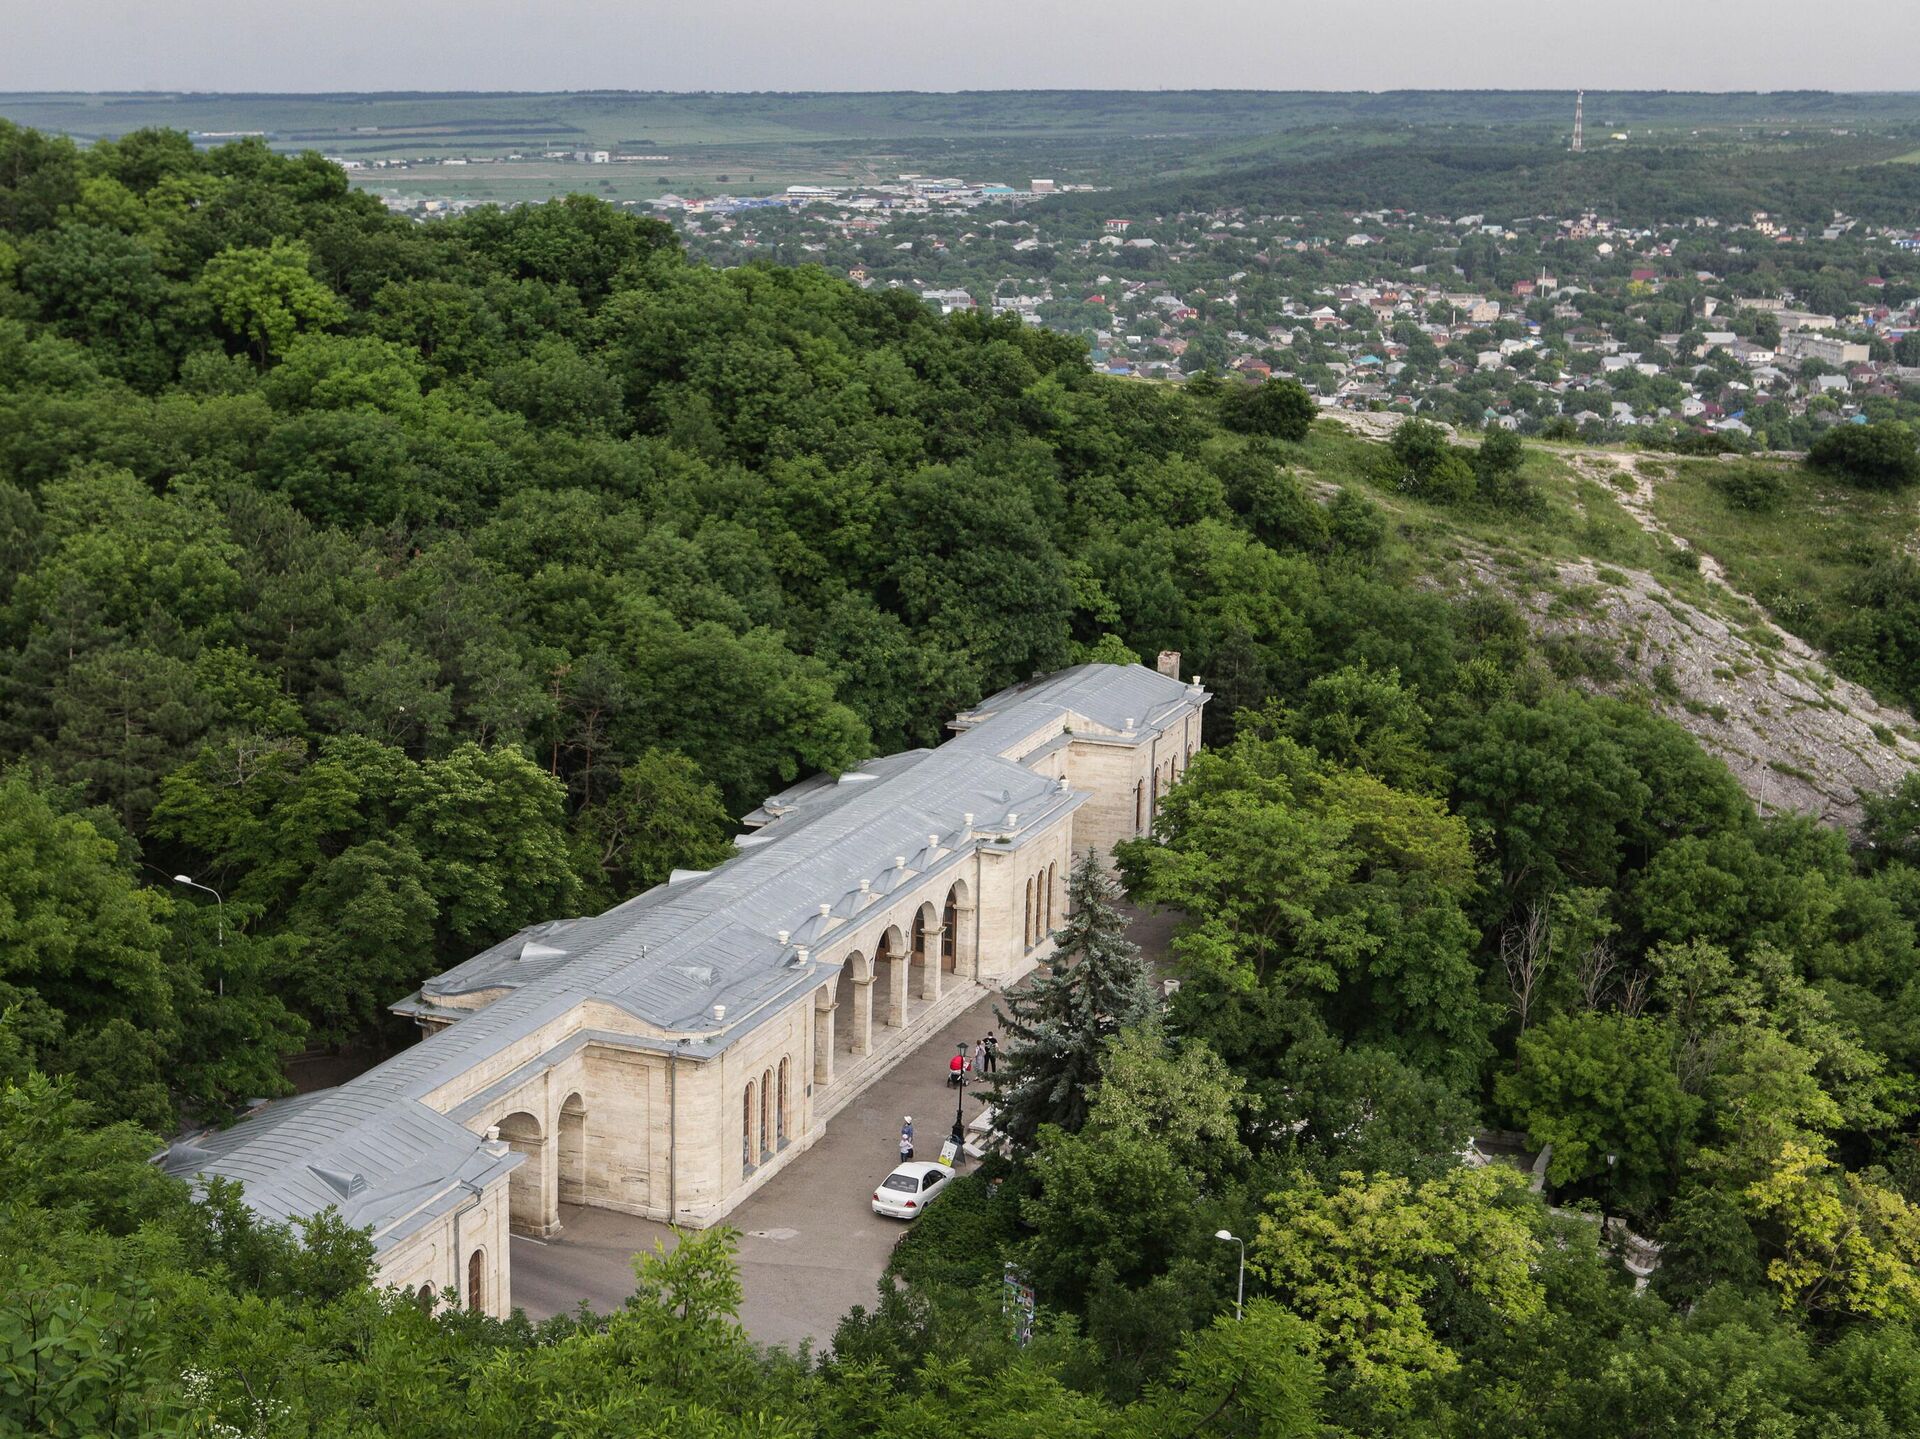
[161, 662, 1208, 1318]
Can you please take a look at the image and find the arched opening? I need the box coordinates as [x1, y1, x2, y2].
[760, 1067, 773, 1162]
[942, 886, 960, 973]
[777, 1057, 790, 1144]
[1151, 765, 1159, 818]
[909, 901, 942, 1005]
[558, 1092, 586, 1207]
[467, 1249, 485, 1313]
[835, 951, 871, 1057]
[1135, 779, 1146, 833]
[943, 879, 976, 978]
[874, 928, 906, 1028]
[496, 1110, 547, 1235]
[417, 1283, 435, 1312]
[1045, 862, 1057, 934]
[1024, 876, 1034, 948]
[742, 1079, 756, 1172]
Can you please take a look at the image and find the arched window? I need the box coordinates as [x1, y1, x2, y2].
[1045, 862, 1057, 932]
[1024, 877, 1034, 948]
[1135, 780, 1145, 833]
[1151, 766, 1160, 816]
[777, 1058, 790, 1143]
[467, 1249, 485, 1312]
[760, 1069, 773, 1159]
[417, 1283, 435, 1312]
[743, 1081, 756, 1170]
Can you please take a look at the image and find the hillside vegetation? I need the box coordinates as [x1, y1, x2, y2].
[5, 121, 1920, 1437]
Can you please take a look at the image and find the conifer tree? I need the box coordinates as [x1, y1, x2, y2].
[991, 847, 1157, 1152]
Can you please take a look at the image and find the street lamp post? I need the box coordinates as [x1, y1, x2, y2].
[1215, 1229, 1245, 1322]
[174, 874, 225, 996]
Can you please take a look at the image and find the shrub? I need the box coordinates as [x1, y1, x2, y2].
[1709, 464, 1788, 513]
[1221, 377, 1315, 441]
[1808, 422, 1920, 491]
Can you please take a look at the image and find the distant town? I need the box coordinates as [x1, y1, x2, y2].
[351, 152, 1920, 449]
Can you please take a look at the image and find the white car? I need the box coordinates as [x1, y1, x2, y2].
[871, 1160, 953, 1219]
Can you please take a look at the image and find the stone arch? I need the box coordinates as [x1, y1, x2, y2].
[835, 949, 872, 1057]
[910, 900, 943, 1002]
[496, 1110, 548, 1235]
[417, 1283, 436, 1312]
[466, 1248, 485, 1312]
[558, 1092, 586, 1207]
[873, 924, 907, 1028]
[1046, 861, 1058, 934]
[942, 879, 972, 977]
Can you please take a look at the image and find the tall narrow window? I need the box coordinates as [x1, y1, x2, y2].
[1135, 780, 1145, 832]
[1024, 878, 1034, 948]
[761, 1069, 773, 1159]
[467, 1249, 485, 1312]
[743, 1081, 756, 1170]
[777, 1058, 790, 1142]
[1046, 863, 1057, 933]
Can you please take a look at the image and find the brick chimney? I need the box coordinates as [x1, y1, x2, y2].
[1156, 650, 1181, 680]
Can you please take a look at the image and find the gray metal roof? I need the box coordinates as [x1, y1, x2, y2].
[159, 664, 1204, 1250]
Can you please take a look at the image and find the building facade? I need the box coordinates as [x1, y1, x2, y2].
[162, 662, 1208, 1317]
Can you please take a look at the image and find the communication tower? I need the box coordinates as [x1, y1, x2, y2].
[1572, 90, 1584, 153]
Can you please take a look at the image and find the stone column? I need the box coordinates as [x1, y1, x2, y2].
[852, 975, 874, 1056]
[814, 995, 835, 1085]
[922, 934, 944, 1003]
[887, 948, 909, 1027]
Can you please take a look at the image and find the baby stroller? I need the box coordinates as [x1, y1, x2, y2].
[946, 1050, 971, 1088]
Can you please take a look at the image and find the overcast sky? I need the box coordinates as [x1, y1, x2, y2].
[4, 0, 1915, 93]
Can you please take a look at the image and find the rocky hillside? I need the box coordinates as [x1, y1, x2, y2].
[1321, 416, 1920, 831]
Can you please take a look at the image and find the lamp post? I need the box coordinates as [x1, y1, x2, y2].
[1602, 1151, 1618, 1243]
[174, 874, 224, 997]
[1215, 1229, 1245, 1321]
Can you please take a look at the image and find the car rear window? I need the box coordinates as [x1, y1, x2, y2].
[881, 1174, 917, 1192]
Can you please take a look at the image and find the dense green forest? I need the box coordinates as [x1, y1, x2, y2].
[1050, 136, 1920, 227]
[5, 118, 1920, 1435]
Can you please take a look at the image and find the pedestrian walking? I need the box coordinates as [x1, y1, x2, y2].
[983, 1031, 999, 1075]
[972, 1039, 986, 1075]
[899, 1125, 914, 1162]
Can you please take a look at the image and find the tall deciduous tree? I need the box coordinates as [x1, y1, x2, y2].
[197, 237, 345, 366]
